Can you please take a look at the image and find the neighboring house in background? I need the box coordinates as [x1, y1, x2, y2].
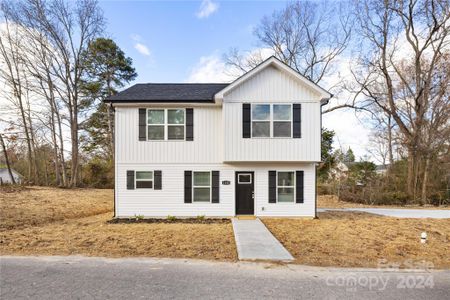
[329, 162, 349, 181]
[0, 168, 22, 184]
[375, 164, 389, 176]
[105, 56, 332, 218]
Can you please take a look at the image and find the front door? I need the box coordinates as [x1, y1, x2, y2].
[235, 172, 254, 215]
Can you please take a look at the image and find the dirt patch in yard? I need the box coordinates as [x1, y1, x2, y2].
[0, 186, 113, 230]
[318, 194, 450, 209]
[109, 218, 230, 224]
[262, 212, 450, 269]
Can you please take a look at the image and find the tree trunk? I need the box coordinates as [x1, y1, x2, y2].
[0, 134, 16, 184]
[421, 156, 430, 205]
[387, 114, 394, 166]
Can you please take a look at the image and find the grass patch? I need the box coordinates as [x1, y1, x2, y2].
[262, 212, 450, 269]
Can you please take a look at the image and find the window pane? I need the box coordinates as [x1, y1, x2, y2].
[278, 172, 294, 186]
[168, 109, 185, 124]
[273, 122, 291, 137]
[194, 172, 210, 186]
[168, 125, 185, 140]
[148, 126, 164, 140]
[148, 110, 164, 124]
[194, 187, 210, 202]
[252, 104, 270, 120]
[136, 181, 153, 189]
[278, 187, 294, 202]
[238, 174, 252, 183]
[252, 121, 270, 137]
[136, 171, 153, 180]
[273, 105, 291, 120]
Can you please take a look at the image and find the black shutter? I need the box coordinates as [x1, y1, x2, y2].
[268, 171, 276, 203]
[293, 104, 301, 138]
[242, 103, 251, 138]
[296, 170, 304, 203]
[127, 170, 135, 190]
[139, 108, 146, 141]
[184, 171, 192, 203]
[212, 171, 220, 203]
[186, 108, 194, 141]
[154, 170, 162, 190]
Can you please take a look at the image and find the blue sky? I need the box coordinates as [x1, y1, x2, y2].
[100, 0, 288, 83]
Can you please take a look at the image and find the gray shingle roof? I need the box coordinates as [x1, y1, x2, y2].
[104, 83, 229, 103]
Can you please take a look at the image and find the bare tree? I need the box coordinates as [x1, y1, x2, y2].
[351, 0, 450, 203]
[0, 133, 16, 184]
[0, 16, 36, 183]
[224, 1, 353, 113]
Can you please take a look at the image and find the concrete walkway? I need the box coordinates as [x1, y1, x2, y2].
[231, 218, 294, 261]
[318, 208, 450, 219]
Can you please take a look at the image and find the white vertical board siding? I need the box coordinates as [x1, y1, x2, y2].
[116, 163, 315, 217]
[115, 106, 223, 164]
[224, 66, 322, 102]
[223, 102, 321, 162]
[223, 65, 322, 162]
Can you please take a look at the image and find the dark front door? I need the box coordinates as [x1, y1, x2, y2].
[235, 172, 254, 215]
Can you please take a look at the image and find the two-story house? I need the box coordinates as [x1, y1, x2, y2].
[105, 57, 332, 218]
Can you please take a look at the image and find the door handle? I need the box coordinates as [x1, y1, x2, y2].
[252, 191, 254, 199]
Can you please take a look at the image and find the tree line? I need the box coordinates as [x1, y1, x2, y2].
[0, 0, 136, 187]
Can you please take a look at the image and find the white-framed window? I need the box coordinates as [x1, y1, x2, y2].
[277, 171, 295, 202]
[147, 108, 185, 140]
[251, 104, 292, 138]
[136, 171, 153, 189]
[238, 173, 252, 184]
[192, 171, 211, 202]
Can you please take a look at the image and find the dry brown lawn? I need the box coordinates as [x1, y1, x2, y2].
[318, 194, 450, 209]
[262, 211, 450, 269]
[0, 186, 113, 230]
[0, 186, 237, 261]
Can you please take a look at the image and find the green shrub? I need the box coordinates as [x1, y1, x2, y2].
[167, 215, 177, 221]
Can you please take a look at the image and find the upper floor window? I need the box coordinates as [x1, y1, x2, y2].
[147, 109, 185, 140]
[251, 104, 292, 138]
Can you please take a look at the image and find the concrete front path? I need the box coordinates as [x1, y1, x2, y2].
[231, 218, 294, 261]
[318, 208, 450, 219]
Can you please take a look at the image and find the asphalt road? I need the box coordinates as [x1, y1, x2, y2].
[1, 256, 449, 299]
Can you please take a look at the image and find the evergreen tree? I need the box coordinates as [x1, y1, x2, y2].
[318, 128, 336, 180]
[81, 38, 137, 158]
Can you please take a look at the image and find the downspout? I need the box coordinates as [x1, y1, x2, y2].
[316, 96, 331, 219]
[110, 102, 117, 218]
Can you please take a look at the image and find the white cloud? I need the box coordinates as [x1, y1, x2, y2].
[187, 48, 274, 83]
[131, 34, 151, 57]
[186, 54, 233, 83]
[196, 0, 219, 19]
[134, 43, 151, 56]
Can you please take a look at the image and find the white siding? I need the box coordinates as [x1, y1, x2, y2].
[224, 65, 322, 102]
[115, 106, 223, 164]
[115, 163, 316, 218]
[222, 65, 322, 162]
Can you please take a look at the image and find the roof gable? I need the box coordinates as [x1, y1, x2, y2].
[214, 56, 332, 103]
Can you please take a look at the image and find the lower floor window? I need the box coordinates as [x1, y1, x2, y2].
[136, 171, 153, 189]
[277, 171, 295, 202]
[193, 171, 211, 202]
